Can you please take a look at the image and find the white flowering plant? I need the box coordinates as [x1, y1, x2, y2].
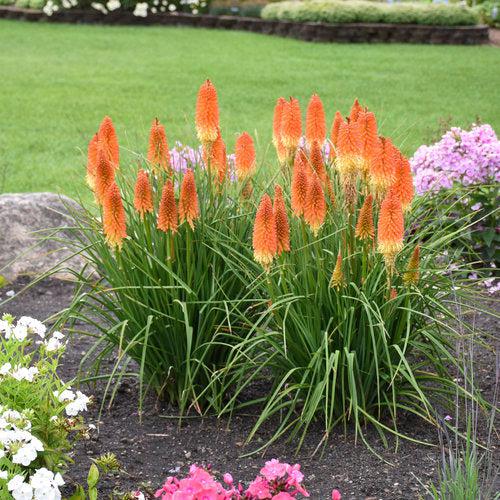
[42, 0, 209, 16]
[0, 314, 91, 500]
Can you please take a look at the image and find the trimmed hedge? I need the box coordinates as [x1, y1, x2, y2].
[261, 0, 480, 26]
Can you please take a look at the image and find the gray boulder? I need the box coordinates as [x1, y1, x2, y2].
[0, 192, 86, 282]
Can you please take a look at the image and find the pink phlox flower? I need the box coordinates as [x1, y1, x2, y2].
[246, 477, 272, 499]
[272, 493, 295, 499]
[260, 460, 288, 481]
[331, 489, 342, 500]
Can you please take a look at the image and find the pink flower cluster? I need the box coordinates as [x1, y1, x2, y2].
[153, 460, 341, 500]
[410, 124, 500, 195]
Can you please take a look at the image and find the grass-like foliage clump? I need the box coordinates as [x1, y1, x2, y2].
[64, 83, 484, 451]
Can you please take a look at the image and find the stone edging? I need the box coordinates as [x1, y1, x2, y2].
[0, 5, 489, 44]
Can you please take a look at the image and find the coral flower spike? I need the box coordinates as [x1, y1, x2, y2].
[253, 194, 278, 271]
[273, 185, 290, 255]
[103, 182, 127, 249]
[355, 193, 375, 241]
[179, 168, 200, 230]
[336, 119, 363, 178]
[272, 97, 288, 165]
[356, 111, 379, 174]
[196, 79, 220, 146]
[86, 133, 99, 190]
[281, 97, 302, 158]
[349, 98, 363, 123]
[403, 244, 420, 286]
[235, 131, 256, 180]
[147, 118, 171, 174]
[98, 116, 119, 170]
[157, 180, 178, 234]
[94, 147, 115, 205]
[305, 94, 326, 147]
[291, 150, 309, 217]
[304, 173, 327, 236]
[369, 137, 397, 200]
[330, 252, 344, 290]
[330, 111, 345, 160]
[309, 140, 327, 183]
[392, 152, 415, 212]
[133, 169, 153, 219]
[377, 189, 404, 272]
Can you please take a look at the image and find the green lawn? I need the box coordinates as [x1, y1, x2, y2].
[0, 20, 499, 199]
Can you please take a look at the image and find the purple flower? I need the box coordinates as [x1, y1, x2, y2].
[410, 124, 500, 196]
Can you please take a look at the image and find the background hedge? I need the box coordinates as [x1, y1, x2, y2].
[261, 0, 480, 26]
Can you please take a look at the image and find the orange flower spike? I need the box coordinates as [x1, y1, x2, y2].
[392, 153, 415, 212]
[98, 116, 119, 170]
[355, 193, 375, 241]
[94, 148, 115, 205]
[272, 97, 286, 147]
[325, 176, 336, 207]
[179, 169, 200, 230]
[377, 189, 404, 271]
[291, 151, 309, 217]
[329, 111, 344, 160]
[369, 137, 397, 199]
[102, 182, 127, 249]
[336, 120, 363, 177]
[403, 245, 420, 286]
[235, 132, 256, 180]
[349, 98, 363, 123]
[252, 194, 278, 271]
[147, 118, 170, 173]
[195, 79, 220, 146]
[390, 287, 398, 300]
[133, 169, 154, 219]
[157, 180, 178, 234]
[273, 185, 290, 255]
[281, 97, 302, 153]
[205, 129, 226, 182]
[330, 252, 344, 290]
[304, 173, 327, 236]
[305, 94, 326, 147]
[86, 133, 99, 190]
[309, 140, 327, 183]
[356, 111, 379, 173]
[216, 134, 227, 185]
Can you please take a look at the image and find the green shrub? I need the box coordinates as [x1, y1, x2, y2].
[261, 0, 480, 26]
[474, 0, 500, 26]
[0, 0, 15, 5]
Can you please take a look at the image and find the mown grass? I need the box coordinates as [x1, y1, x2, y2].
[0, 19, 499, 198]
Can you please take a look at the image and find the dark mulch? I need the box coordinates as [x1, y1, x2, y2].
[2, 277, 498, 499]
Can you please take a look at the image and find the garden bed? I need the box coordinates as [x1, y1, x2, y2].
[0, 5, 489, 44]
[4, 276, 498, 498]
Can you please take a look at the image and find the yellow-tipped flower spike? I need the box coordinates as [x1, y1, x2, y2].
[252, 194, 277, 271]
[403, 245, 420, 286]
[330, 252, 344, 290]
[377, 189, 404, 273]
[355, 193, 375, 241]
[304, 173, 326, 236]
[273, 185, 290, 255]
[102, 182, 127, 249]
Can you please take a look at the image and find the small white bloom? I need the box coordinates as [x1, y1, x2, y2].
[5, 290, 15, 297]
[65, 391, 90, 416]
[91, 2, 108, 13]
[62, 0, 71, 8]
[106, 0, 120, 10]
[192, 8, 198, 14]
[13, 443, 38, 466]
[10, 366, 39, 382]
[8, 475, 25, 492]
[168, 3, 176, 10]
[0, 362, 12, 376]
[0, 319, 13, 338]
[11, 482, 33, 500]
[133, 2, 148, 16]
[12, 324, 28, 342]
[151, 6, 157, 13]
[54, 389, 75, 402]
[0, 470, 7, 479]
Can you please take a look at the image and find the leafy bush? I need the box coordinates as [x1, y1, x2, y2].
[261, 0, 480, 26]
[473, 0, 500, 27]
[411, 124, 500, 269]
[204, 95, 484, 449]
[64, 101, 258, 414]
[0, 314, 90, 498]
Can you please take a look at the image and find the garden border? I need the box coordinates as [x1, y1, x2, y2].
[0, 5, 489, 44]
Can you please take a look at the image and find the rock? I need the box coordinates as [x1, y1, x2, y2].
[0, 192, 86, 282]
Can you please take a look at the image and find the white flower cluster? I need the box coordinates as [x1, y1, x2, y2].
[0, 408, 43, 468]
[0, 363, 39, 382]
[0, 316, 46, 342]
[53, 388, 90, 417]
[0, 314, 66, 352]
[7, 468, 64, 500]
